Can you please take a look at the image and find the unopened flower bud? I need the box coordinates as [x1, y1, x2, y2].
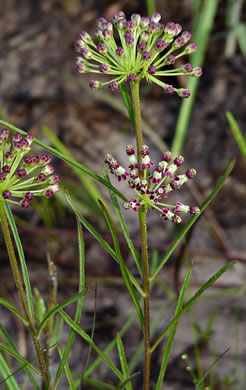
[151, 13, 161, 23]
[89, 80, 100, 89]
[109, 81, 119, 91]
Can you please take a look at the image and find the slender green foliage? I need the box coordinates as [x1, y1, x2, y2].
[171, 0, 219, 156]
[4, 202, 35, 322]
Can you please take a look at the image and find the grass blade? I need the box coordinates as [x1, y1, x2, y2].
[103, 167, 142, 276]
[226, 111, 246, 161]
[0, 297, 28, 325]
[0, 352, 20, 390]
[53, 217, 86, 389]
[37, 289, 87, 338]
[151, 261, 234, 352]
[150, 159, 235, 281]
[155, 265, 192, 389]
[59, 309, 124, 382]
[4, 202, 34, 322]
[0, 120, 126, 202]
[171, 0, 219, 156]
[116, 333, 133, 390]
[98, 200, 144, 328]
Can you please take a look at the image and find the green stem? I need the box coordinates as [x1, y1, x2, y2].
[0, 200, 51, 389]
[130, 81, 151, 390]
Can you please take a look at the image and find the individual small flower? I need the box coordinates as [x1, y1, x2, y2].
[0, 128, 60, 208]
[74, 12, 202, 98]
[105, 145, 200, 223]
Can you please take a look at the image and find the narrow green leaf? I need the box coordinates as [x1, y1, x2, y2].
[66, 192, 144, 297]
[4, 202, 35, 322]
[0, 352, 20, 390]
[42, 125, 110, 210]
[65, 191, 116, 259]
[150, 159, 235, 281]
[145, 0, 156, 15]
[0, 297, 28, 325]
[151, 261, 234, 352]
[37, 289, 87, 338]
[59, 309, 124, 381]
[103, 167, 142, 276]
[171, 0, 219, 156]
[0, 325, 40, 389]
[53, 217, 85, 389]
[119, 83, 135, 129]
[235, 23, 246, 57]
[116, 333, 133, 390]
[156, 266, 192, 389]
[84, 377, 116, 390]
[0, 120, 126, 201]
[0, 343, 41, 378]
[116, 372, 140, 390]
[57, 343, 75, 390]
[226, 111, 246, 161]
[98, 200, 144, 328]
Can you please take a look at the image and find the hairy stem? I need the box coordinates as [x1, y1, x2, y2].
[131, 81, 151, 390]
[0, 200, 51, 390]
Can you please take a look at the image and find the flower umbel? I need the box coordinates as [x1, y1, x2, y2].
[74, 11, 202, 97]
[105, 145, 200, 223]
[0, 128, 60, 208]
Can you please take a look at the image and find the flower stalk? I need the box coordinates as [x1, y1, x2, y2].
[0, 200, 51, 389]
[131, 80, 151, 389]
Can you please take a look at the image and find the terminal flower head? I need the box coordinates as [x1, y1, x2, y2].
[0, 128, 60, 208]
[105, 145, 200, 223]
[74, 11, 202, 98]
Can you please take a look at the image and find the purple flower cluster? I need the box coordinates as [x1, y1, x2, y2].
[0, 128, 60, 208]
[74, 11, 202, 98]
[105, 145, 200, 223]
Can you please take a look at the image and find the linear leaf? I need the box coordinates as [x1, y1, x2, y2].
[150, 159, 235, 281]
[98, 200, 144, 328]
[37, 289, 87, 338]
[66, 192, 144, 297]
[151, 261, 234, 352]
[59, 309, 124, 381]
[116, 333, 133, 390]
[42, 125, 110, 210]
[103, 167, 142, 276]
[116, 372, 141, 390]
[4, 202, 34, 322]
[53, 218, 86, 389]
[226, 111, 246, 161]
[156, 265, 192, 389]
[0, 352, 20, 390]
[0, 297, 28, 325]
[0, 343, 41, 378]
[84, 311, 136, 378]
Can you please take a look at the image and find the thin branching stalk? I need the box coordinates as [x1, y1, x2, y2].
[0, 200, 51, 390]
[131, 82, 151, 390]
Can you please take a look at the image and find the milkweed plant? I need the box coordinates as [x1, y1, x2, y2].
[0, 9, 234, 390]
